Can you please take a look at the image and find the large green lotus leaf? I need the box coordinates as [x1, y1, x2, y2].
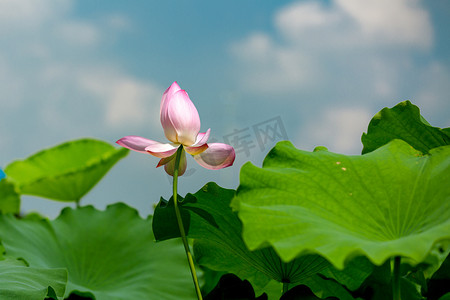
[0, 179, 20, 214]
[0, 258, 67, 300]
[362, 100, 450, 154]
[153, 183, 371, 299]
[440, 293, 450, 300]
[232, 140, 450, 270]
[442, 127, 450, 138]
[4, 139, 128, 202]
[0, 203, 197, 300]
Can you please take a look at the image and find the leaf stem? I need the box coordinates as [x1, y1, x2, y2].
[392, 256, 401, 300]
[172, 146, 203, 300]
[282, 282, 289, 295]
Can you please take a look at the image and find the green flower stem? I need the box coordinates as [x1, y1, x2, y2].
[172, 146, 203, 300]
[392, 256, 401, 300]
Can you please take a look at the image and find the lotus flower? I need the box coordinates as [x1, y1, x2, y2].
[0, 169, 5, 180]
[117, 82, 235, 176]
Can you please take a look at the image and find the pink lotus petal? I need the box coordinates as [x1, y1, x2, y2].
[185, 143, 208, 155]
[194, 143, 235, 170]
[184, 129, 210, 155]
[191, 128, 211, 147]
[164, 150, 187, 176]
[160, 82, 181, 115]
[160, 82, 182, 142]
[145, 143, 179, 158]
[116, 136, 158, 154]
[163, 90, 201, 146]
[157, 155, 175, 168]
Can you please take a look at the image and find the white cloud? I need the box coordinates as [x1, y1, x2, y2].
[231, 34, 316, 92]
[299, 107, 372, 154]
[336, 0, 432, 47]
[0, 0, 161, 134]
[275, 0, 432, 48]
[231, 33, 272, 62]
[414, 62, 450, 126]
[0, 0, 71, 31]
[55, 21, 100, 47]
[0, 55, 24, 109]
[275, 1, 340, 39]
[103, 14, 131, 30]
[231, 0, 434, 95]
[77, 69, 162, 128]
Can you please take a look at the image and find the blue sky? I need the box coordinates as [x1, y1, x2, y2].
[1, 0, 449, 218]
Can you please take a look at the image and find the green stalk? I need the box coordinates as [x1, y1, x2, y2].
[282, 282, 289, 295]
[172, 146, 203, 300]
[392, 256, 401, 300]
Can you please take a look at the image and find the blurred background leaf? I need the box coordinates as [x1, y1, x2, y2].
[0, 179, 20, 214]
[0, 203, 197, 300]
[4, 139, 128, 203]
[0, 258, 67, 300]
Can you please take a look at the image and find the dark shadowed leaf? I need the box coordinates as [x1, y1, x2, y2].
[153, 183, 370, 299]
[440, 293, 450, 300]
